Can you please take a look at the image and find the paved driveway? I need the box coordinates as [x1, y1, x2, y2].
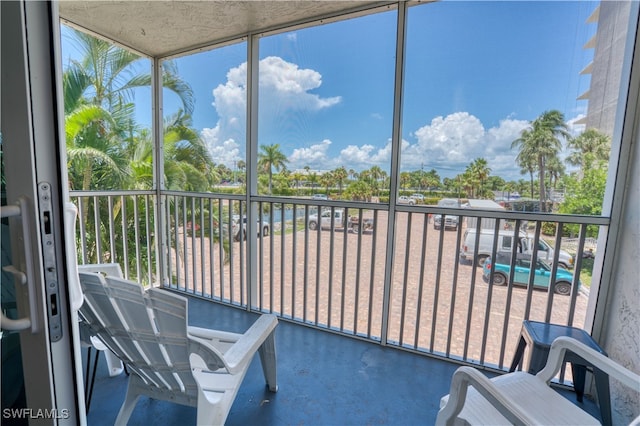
[174, 209, 588, 368]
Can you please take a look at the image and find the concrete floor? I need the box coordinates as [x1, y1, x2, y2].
[84, 295, 601, 425]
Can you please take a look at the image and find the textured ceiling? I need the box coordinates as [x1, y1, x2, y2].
[59, 1, 394, 58]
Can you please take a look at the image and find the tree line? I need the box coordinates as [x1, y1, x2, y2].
[62, 29, 609, 216]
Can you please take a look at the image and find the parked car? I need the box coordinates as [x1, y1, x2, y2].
[312, 194, 328, 200]
[397, 195, 416, 205]
[459, 228, 574, 269]
[410, 193, 425, 202]
[307, 208, 374, 233]
[232, 215, 270, 241]
[433, 198, 460, 230]
[482, 252, 579, 295]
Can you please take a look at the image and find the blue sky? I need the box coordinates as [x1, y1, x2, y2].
[62, 1, 598, 181]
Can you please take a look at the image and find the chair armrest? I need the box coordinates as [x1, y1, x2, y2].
[188, 335, 228, 372]
[78, 263, 124, 278]
[436, 366, 530, 426]
[538, 336, 640, 392]
[188, 315, 278, 375]
[222, 315, 278, 374]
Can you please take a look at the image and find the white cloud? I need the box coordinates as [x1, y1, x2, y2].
[199, 56, 582, 181]
[201, 126, 242, 166]
[201, 56, 342, 167]
[259, 56, 341, 110]
[567, 114, 586, 136]
[289, 139, 333, 169]
[401, 112, 530, 180]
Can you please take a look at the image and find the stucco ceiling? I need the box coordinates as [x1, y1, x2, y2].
[59, 1, 396, 58]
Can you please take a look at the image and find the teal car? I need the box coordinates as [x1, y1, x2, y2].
[482, 253, 578, 296]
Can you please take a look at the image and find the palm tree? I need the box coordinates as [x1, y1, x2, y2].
[319, 172, 334, 195]
[545, 155, 565, 191]
[257, 144, 288, 194]
[468, 158, 491, 198]
[566, 128, 611, 174]
[367, 165, 386, 196]
[162, 111, 216, 191]
[290, 171, 305, 194]
[513, 136, 537, 198]
[332, 166, 348, 195]
[465, 158, 491, 197]
[64, 30, 193, 115]
[65, 103, 131, 190]
[512, 110, 569, 211]
[400, 172, 411, 191]
[63, 29, 195, 191]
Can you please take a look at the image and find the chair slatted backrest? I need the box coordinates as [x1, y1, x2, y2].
[78, 272, 205, 402]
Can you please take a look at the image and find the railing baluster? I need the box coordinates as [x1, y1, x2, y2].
[77, 197, 88, 264]
[133, 195, 141, 282]
[279, 202, 285, 318]
[340, 206, 348, 332]
[108, 196, 116, 263]
[303, 206, 310, 324]
[292, 204, 298, 320]
[217, 198, 225, 301]
[327, 207, 338, 328]
[208, 198, 215, 299]
[414, 213, 429, 350]
[93, 196, 102, 263]
[353, 209, 365, 336]
[314, 207, 323, 326]
[567, 224, 588, 325]
[120, 195, 128, 279]
[399, 212, 412, 346]
[445, 221, 464, 357]
[430, 216, 449, 353]
[367, 209, 379, 339]
[463, 218, 483, 361]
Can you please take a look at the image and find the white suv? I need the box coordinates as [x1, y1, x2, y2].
[398, 196, 416, 205]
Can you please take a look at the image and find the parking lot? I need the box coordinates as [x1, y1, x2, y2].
[176, 209, 588, 368]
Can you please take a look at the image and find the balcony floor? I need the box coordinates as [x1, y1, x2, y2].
[85, 294, 601, 425]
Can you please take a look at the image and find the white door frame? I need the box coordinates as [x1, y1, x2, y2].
[1, 1, 84, 424]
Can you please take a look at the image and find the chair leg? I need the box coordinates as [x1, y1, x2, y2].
[571, 362, 587, 403]
[594, 369, 612, 426]
[509, 336, 526, 372]
[258, 332, 278, 392]
[115, 375, 143, 425]
[196, 394, 227, 426]
[86, 348, 100, 412]
[85, 347, 92, 408]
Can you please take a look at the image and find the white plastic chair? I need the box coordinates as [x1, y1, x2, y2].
[78, 264, 127, 377]
[78, 267, 278, 425]
[436, 336, 640, 425]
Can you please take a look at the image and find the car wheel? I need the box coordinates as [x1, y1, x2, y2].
[433, 224, 440, 230]
[309, 221, 318, 230]
[477, 255, 489, 268]
[262, 226, 269, 237]
[554, 281, 572, 295]
[351, 223, 360, 234]
[492, 272, 508, 286]
[242, 230, 247, 241]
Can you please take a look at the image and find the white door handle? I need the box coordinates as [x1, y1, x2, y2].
[0, 196, 38, 333]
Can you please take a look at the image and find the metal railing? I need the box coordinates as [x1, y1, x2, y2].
[70, 191, 608, 372]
